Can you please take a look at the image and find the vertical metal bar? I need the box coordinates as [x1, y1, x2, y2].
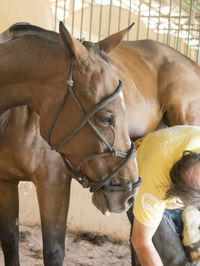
[173, 33, 176, 48]
[80, 0, 84, 39]
[186, 0, 193, 56]
[184, 39, 187, 55]
[176, 0, 182, 51]
[137, 0, 141, 40]
[118, 0, 122, 31]
[127, 0, 131, 40]
[179, 37, 182, 52]
[196, 25, 200, 64]
[71, 0, 75, 35]
[163, 31, 166, 43]
[147, 0, 152, 39]
[63, 0, 67, 23]
[98, 0, 103, 41]
[156, 0, 162, 41]
[54, 0, 58, 31]
[167, 0, 172, 45]
[89, 0, 94, 41]
[108, 0, 112, 36]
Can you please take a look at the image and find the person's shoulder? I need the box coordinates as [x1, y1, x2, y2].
[145, 126, 200, 147]
[151, 125, 200, 137]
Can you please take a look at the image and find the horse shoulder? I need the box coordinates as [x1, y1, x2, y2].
[109, 42, 163, 138]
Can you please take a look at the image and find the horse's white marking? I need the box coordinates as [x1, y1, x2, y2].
[182, 206, 200, 246]
[182, 206, 200, 262]
[118, 90, 132, 144]
[119, 91, 126, 112]
[18, 181, 34, 195]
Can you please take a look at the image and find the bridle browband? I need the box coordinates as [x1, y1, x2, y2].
[47, 61, 142, 193]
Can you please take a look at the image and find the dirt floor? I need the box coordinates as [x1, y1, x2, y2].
[0, 225, 131, 266]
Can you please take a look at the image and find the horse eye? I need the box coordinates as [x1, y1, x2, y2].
[96, 115, 113, 127]
[100, 116, 112, 123]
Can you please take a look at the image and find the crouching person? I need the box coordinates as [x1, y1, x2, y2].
[129, 125, 200, 266]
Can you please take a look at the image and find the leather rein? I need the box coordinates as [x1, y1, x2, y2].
[47, 62, 142, 193]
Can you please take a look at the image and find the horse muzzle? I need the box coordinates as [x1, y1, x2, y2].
[92, 183, 139, 214]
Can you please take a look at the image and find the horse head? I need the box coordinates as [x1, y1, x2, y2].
[47, 22, 141, 215]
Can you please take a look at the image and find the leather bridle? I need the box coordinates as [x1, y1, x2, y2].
[47, 62, 142, 193]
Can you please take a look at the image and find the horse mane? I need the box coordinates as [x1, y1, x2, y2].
[9, 23, 58, 38]
[9, 22, 45, 32]
[0, 109, 12, 134]
[0, 22, 60, 44]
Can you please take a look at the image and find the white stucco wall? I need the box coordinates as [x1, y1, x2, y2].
[0, 0, 53, 31]
[19, 181, 131, 241]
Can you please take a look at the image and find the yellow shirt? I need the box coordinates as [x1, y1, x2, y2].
[133, 125, 200, 227]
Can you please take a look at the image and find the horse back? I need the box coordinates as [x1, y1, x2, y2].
[110, 40, 200, 136]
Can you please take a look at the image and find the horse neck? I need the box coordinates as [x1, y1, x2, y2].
[0, 36, 67, 113]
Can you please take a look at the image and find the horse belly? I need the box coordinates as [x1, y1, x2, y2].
[0, 107, 43, 182]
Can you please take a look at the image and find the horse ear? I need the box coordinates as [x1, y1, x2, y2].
[59, 21, 89, 63]
[97, 22, 135, 53]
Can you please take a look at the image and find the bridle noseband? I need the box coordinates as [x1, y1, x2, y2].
[47, 62, 142, 193]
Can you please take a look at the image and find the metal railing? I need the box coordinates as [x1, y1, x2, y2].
[51, 0, 200, 64]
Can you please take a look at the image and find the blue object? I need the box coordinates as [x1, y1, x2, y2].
[163, 209, 183, 235]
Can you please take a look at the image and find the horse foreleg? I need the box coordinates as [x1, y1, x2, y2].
[35, 175, 71, 266]
[0, 180, 19, 266]
[153, 218, 191, 266]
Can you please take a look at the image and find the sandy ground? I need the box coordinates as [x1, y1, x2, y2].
[0, 225, 131, 266]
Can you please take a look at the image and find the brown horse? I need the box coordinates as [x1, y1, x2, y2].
[0, 23, 141, 266]
[1, 22, 200, 265]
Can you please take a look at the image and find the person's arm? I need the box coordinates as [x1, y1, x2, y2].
[131, 217, 163, 266]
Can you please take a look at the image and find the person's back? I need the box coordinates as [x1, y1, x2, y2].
[134, 125, 200, 227]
